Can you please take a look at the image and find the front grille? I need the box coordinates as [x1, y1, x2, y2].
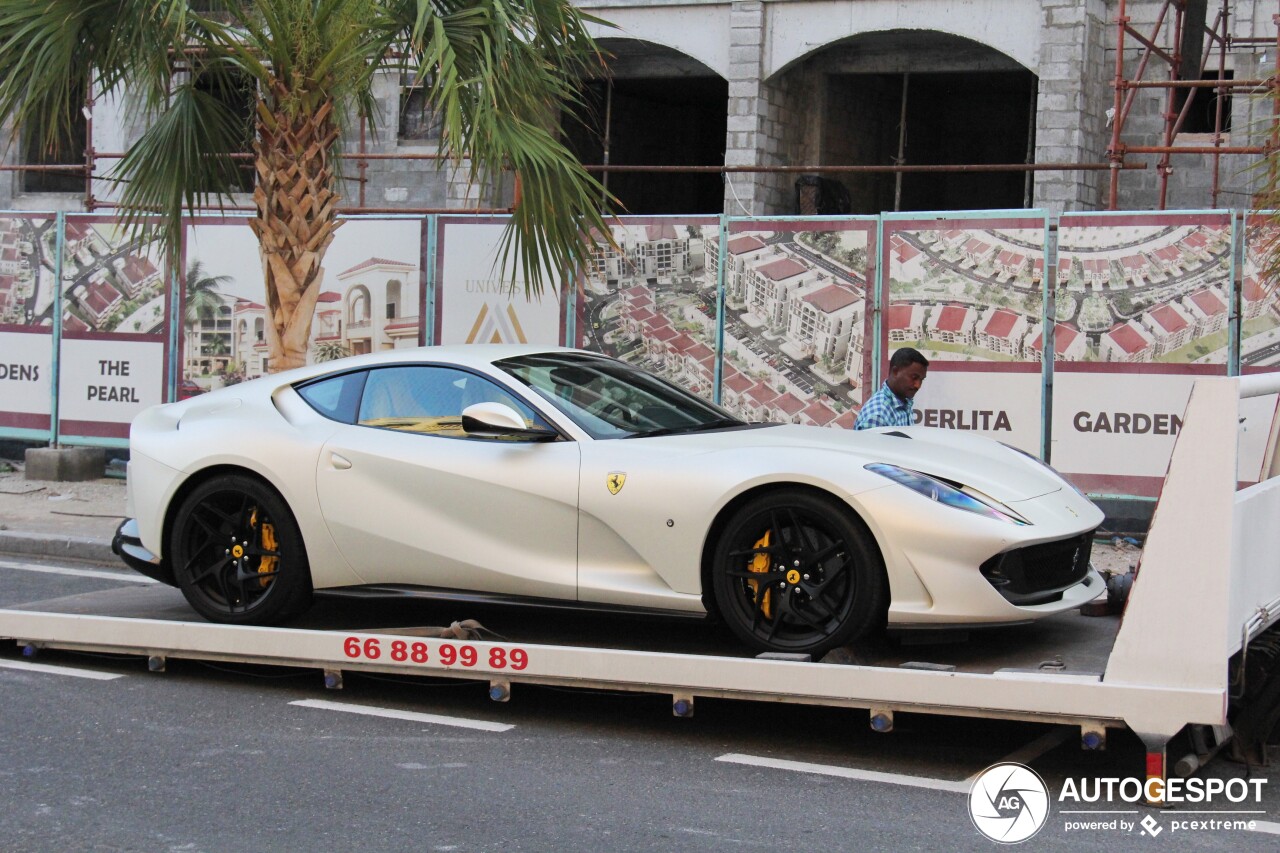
[980, 530, 1095, 606]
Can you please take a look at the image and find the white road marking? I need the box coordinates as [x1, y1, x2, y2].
[1249, 820, 1280, 835]
[289, 698, 514, 732]
[965, 726, 1074, 783]
[0, 559, 156, 584]
[716, 753, 969, 793]
[0, 659, 124, 680]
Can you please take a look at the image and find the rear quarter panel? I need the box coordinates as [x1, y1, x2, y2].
[127, 387, 365, 589]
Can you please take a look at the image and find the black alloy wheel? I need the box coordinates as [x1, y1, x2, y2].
[712, 489, 887, 656]
[170, 474, 312, 624]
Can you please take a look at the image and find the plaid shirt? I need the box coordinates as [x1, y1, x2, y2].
[854, 381, 913, 430]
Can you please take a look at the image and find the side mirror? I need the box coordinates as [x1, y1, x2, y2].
[461, 402, 558, 441]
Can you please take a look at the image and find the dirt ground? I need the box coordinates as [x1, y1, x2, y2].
[1091, 538, 1141, 575]
[0, 458, 127, 540]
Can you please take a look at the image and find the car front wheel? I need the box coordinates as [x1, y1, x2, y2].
[711, 490, 887, 656]
[170, 474, 312, 624]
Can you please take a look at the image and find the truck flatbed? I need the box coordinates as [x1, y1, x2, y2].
[5, 374, 1280, 797]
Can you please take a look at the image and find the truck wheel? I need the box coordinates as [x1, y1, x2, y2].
[711, 490, 886, 656]
[170, 474, 312, 625]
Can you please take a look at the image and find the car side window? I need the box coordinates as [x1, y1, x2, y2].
[295, 371, 366, 424]
[356, 365, 551, 439]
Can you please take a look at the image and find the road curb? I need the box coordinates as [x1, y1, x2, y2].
[0, 530, 116, 565]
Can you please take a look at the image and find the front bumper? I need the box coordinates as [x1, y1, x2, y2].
[112, 519, 175, 586]
[980, 530, 1095, 606]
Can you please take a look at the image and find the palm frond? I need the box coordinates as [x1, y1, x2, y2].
[0, 1, 203, 158]
[382, 0, 617, 296]
[114, 82, 255, 250]
[0, 0, 621, 309]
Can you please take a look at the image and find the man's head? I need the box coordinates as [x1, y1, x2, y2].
[886, 347, 928, 400]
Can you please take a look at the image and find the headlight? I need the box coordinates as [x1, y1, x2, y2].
[865, 463, 1029, 526]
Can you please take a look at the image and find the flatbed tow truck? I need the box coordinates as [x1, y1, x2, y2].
[4, 374, 1280, 798]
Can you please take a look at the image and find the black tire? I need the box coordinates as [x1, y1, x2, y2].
[170, 474, 312, 625]
[711, 490, 887, 656]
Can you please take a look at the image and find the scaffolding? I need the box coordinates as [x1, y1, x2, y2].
[1108, 0, 1280, 209]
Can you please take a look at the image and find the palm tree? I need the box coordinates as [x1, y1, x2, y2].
[184, 259, 233, 330]
[184, 258, 232, 374]
[0, 0, 612, 371]
[312, 339, 352, 362]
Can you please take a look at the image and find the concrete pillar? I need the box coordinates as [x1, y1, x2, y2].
[1033, 0, 1111, 212]
[724, 1, 789, 215]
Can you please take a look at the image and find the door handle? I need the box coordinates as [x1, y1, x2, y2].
[330, 452, 352, 470]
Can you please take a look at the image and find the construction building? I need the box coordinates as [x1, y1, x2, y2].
[2, 0, 1276, 217]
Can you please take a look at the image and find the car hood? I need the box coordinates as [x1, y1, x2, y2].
[644, 423, 1068, 502]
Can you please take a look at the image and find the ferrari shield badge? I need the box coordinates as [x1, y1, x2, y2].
[607, 472, 627, 495]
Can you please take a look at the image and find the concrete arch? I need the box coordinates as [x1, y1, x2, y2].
[766, 1, 1040, 79]
[586, 7, 731, 79]
[766, 30, 1032, 85]
[752, 26, 1040, 214]
[346, 285, 371, 326]
[564, 35, 728, 214]
[593, 36, 724, 81]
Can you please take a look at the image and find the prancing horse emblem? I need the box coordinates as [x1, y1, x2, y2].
[607, 472, 627, 495]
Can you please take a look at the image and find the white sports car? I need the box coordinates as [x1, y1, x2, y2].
[114, 345, 1104, 655]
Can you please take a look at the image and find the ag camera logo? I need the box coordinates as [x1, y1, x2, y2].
[969, 762, 1051, 843]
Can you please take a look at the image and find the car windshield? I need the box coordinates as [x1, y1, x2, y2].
[497, 352, 746, 439]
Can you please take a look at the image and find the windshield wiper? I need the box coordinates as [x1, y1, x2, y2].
[626, 418, 745, 439]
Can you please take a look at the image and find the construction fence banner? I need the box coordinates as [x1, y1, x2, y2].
[0, 215, 58, 441]
[883, 211, 1048, 455]
[719, 217, 876, 426]
[180, 215, 427, 400]
[0, 327, 52, 439]
[434, 217, 566, 346]
[1047, 212, 1233, 495]
[56, 216, 170, 443]
[1, 209, 1278, 499]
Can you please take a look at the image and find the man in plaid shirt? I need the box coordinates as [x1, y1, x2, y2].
[854, 347, 929, 430]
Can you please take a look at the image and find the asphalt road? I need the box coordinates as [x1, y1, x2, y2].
[2, 555, 1278, 852]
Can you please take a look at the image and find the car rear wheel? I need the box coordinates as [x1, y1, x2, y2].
[711, 490, 887, 656]
[170, 474, 312, 624]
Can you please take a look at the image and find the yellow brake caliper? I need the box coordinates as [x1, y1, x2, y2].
[747, 530, 773, 619]
[250, 508, 278, 587]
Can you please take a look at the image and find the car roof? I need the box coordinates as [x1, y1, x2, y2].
[166, 345, 608, 414]
[273, 344, 591, 385]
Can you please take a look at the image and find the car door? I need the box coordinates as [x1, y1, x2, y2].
[314, 364, 580, 599]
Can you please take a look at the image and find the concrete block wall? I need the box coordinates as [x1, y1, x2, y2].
[0, 69, 455, 215]
[724, 0, 770, 214]
[334, 72, 453, 211]
[722, 0, 805, 215]
[1034, 0, 1111, 212]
